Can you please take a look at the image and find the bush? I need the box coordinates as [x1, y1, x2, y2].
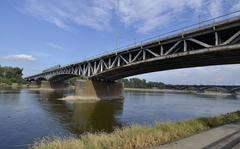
[0, 65, 25, 85]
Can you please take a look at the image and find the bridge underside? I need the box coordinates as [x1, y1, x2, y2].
[92, 45, 240, 80]
[24, 17, 240, 99]
[26, 17, 240, 83]
[27, 45, 240, 99]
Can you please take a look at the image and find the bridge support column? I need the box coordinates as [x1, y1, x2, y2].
[40, 81, 67, 90]
[29, 81, 40, 88]
[75, 80, 124, 100]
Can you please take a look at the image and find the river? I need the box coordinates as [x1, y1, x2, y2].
[0, 88, 240, 148]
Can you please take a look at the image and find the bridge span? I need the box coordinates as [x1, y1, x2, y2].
[166, 85, 240, 94]
[25, 16, 240, 100]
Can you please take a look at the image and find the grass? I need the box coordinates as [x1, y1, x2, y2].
[33, 111, 240, 149]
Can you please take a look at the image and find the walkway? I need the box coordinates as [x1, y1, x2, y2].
[153, 123, 240, 149]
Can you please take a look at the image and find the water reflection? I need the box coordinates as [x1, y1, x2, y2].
[37, 90, 123, 134]
[66, 100, 123, 133]
[0, 88, 21, 105]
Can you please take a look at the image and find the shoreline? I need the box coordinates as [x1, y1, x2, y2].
[124, 87, 236, 96]
[33, 111, 240, 149]
[1, 86, 237, 97]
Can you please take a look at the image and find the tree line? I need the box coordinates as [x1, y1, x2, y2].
[0, 65, 25, 85]
[121, 78, 165, 89]
[67, 77, 165, 89]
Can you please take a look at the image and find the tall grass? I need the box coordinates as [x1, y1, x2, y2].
[33, 111, 240, 149]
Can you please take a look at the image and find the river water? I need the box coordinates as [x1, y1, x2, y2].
[0, 88, 240, 148]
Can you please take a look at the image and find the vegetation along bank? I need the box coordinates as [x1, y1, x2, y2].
[33, 111, 240, 149]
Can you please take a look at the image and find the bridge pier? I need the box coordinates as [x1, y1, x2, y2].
[29, 81, 40, 88]
[40, 81, 67, 90]
[75, 80, 124, 100]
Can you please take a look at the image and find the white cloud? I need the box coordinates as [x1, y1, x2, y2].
[30, 51, 49, 57]
[2, 54, 36, 61]
[46, 42, 64, 50]
[117, 0, 230, 33]
[231, 0, 240, 11]
[208, 0, 224, 18]
[19, 0, 235, 33]
[118, 0, 186, 33]
[20, 0, 115, 31]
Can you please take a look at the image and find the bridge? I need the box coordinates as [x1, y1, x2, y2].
[166, 85, 240, 94]
[25, 16, 240, 100]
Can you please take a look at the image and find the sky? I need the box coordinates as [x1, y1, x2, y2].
[1, 0, 240, 85]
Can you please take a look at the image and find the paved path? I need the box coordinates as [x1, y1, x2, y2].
[152, 123, 240, 149]
[233, 143, 240, 149]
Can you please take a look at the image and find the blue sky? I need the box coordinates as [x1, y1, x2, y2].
[1, 0, 240, 85]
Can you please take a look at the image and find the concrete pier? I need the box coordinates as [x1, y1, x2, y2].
[75, 80, 124, 100]
[29, 81, 40, 88]
[40, 81, 67, 90]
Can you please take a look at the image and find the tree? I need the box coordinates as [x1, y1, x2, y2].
[121, 78, 165, 89]
[0, 65, 24, 85]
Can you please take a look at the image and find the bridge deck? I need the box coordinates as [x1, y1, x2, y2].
[25, 16, 240, 82]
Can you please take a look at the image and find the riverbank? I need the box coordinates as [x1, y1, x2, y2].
[124, 88, 235, 96]
[58, 87, 234, 102]
[6, 85, 235, 97]
[33, 111, 240, 149]
[125, 87, 194, 93]
[154, 122, 240, 149]
[0, 83, 29, 88]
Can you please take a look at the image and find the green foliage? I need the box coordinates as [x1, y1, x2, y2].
[121, 78, 165, 89]
[0, 65, 25, 85]
[67, 77, 165, 89]
[33, 111, 240, 149]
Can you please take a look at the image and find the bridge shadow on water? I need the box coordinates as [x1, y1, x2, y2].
[33, 89, 124, 135]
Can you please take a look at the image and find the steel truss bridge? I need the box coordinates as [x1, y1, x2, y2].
[25, 16, 240, 83]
